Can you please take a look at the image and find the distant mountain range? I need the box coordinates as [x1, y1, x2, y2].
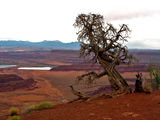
[0, 40, 80, 50]
[0, 40, 159, 50]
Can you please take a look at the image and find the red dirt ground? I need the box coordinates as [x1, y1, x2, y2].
[2, 90, 160, 120]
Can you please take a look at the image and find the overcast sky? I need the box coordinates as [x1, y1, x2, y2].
[0, 0, 160, 49]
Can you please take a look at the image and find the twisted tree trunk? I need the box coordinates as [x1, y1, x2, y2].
[98, 58, 132, 95]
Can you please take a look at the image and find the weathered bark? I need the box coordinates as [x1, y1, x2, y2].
[108, 68, 132, 95]
[98, 57, 132, 95]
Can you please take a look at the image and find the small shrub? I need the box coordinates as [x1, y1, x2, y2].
[142, 78, 152, 93]
[34, 102, 53, 110]
[22, 102, 53, 114]
[7, 116, 20, 120]
[99, 103, 104, 106]
[21, 106, 35, 114]
[153, 65, 160, 89]
[144, 84, 152, 94]
[97, 102, 104, 106]
[142, 77, 147, 89]
[9, 107, 19, 116]
[147, 63, 160, 90]
[147, 62, 153, 82]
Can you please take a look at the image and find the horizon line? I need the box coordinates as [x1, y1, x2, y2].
[0, 40, 159, 50]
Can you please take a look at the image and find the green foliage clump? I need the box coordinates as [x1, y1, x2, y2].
[22, 102, 53, 114]
[7, 116, 20, 120]
[99, 103, 104, 106]
[9, 107, 19, 116]
[97, 102, 104, 106]
[147, 63, 153, 79]
[153, 65, 160, 86]
[34, 102, 53, 110]
[143, 84, 152, 93]
[21, 106, 35, 114]
[147, 63, 160, 90]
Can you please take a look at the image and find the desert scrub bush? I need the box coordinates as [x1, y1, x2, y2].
[34, 102, 53, 110]
[143, 84, 152, 94]
[98, 103, 104, 106]
[21, 105, 35, 114]
[9, 107, 19, 116]
[22, 102, 53, 114]
[147, 63, 160, 90]
[147, 62, 154, 83]
[7, 116, 20, 120]
[153, 65, 160, 88]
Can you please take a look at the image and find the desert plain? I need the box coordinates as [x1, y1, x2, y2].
[0, 48, 159, 117]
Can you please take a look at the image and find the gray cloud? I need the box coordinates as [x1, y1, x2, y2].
[105, 10, 160, 21]
[127, 41, 148, 49]
[127, 39, 160, 49]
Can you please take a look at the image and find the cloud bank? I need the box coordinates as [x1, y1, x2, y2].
[127, 39, 160, 49]
[105, 10, 160, 21]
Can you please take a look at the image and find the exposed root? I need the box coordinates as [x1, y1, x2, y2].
[69, 85, 114, 103]
[69, 85, 133, 103]
[69, 85, 89, 103]
[111, 87, 132, 97]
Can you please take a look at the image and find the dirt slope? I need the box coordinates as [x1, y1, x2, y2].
[2, 90, 160, 120]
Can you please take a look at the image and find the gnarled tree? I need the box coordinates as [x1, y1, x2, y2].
[74, 13, 136, 95]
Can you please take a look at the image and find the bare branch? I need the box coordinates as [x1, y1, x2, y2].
[74, 13, 135, 65]
[77, 71, 108, 84]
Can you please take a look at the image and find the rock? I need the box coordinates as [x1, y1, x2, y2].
[135, 73, 144, 92]
[132, 113, 140, 117]
[62, 99, 69, 103]
[122, 112, 140, 118]
[126, 103, 130, 107]
[0, 74, 36, 92]
[122, 112, 133, 117]
[103, 117, 112, 120]
[89, 113, 95, 116]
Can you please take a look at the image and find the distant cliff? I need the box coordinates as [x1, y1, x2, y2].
[0, 40, 80, 50]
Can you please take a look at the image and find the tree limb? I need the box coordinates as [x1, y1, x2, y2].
[77, 71, 108, 84]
